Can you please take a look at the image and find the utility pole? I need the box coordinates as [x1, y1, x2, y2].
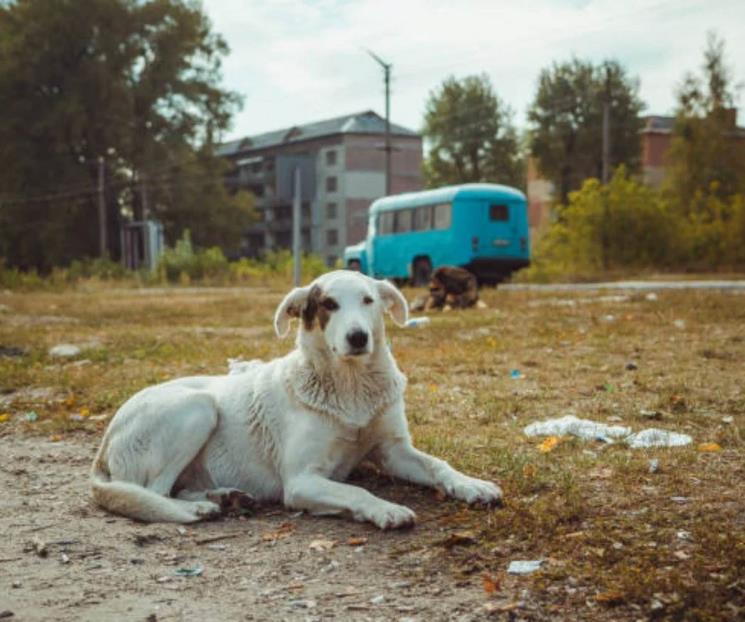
[292, 166, 302, 287]
[601, 67, 611, 184]
[367, 50, 392, 195]
[97, 156, 107, 257]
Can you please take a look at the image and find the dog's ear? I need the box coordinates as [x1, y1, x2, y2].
[376, 279, 408, 327]
[274, 286, 311, 337]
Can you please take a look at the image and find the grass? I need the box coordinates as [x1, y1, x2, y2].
[1, 281, 744, 619]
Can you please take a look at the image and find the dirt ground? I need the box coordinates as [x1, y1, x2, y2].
[1, 436, 507, 622]
[1, 282, 744, 621]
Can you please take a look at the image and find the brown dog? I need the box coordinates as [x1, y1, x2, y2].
[411, 266, 481, 311]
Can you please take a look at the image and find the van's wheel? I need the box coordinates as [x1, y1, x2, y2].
[412, 258, 432, 286]
[347, 260, 361, 271]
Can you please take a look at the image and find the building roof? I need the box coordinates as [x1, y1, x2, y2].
[370, 183, 526, 214]
[217, 110, 419, 157]
[641, 115, 675, 133]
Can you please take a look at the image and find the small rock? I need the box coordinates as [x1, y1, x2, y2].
[645, 293, 658, 302]
[370, 595, 385, 605]
[61, 553, 70, 564]
[625, 361, 638, 371]
[49, 344, 82, 358]
[722, 416, 734, 424]
[11, 581, 21, 589]
[289, 599, 316, 609]
[673, 319, 686, 330]
[0, 611, 14, 620]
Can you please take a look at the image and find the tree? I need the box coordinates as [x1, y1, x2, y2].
[665, 32, 745, 211]
[0, 0, 251, 271]
[528, 59, 644, 204]
[422, 75, 523, 189]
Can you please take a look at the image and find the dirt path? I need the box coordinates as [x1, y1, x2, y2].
[0, 435, 510, 622]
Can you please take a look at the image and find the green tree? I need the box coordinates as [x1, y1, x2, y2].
[665, 32, 745, 211]
[422, 74, 523, 188]
[528, 59, 644, 203]
[0, 0, 251, 271]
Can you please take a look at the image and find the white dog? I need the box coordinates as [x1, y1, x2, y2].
[90, 271, 502, 528]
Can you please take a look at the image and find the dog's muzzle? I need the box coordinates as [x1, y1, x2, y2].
[345, 329, 369, 356]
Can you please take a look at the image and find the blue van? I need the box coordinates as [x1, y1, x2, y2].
[343, 183, 530, 285]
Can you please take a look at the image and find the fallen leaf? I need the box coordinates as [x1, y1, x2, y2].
[64, 394, 76, 408]
[49, 434, 63, 442]
[347, 537, 368, 546]
[261, 522, 296, 542]
[697, 442, 722, 453]
[595, 590, 624, 605]
[538, 436, 560, 453]
[79, 407, 90, 417]
[481, 573, 500, 595]
[0, 413, 10, 423]
[441, 530, 477, 548]
[522, 464, 536, 478]
[308, 538, 336, 552]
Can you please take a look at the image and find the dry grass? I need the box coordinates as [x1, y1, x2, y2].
[1, 282, 744, 620]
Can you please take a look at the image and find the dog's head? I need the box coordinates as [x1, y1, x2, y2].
[274, 270, 408, 360]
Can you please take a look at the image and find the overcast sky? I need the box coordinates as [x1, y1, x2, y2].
[202, 0, 745, 141]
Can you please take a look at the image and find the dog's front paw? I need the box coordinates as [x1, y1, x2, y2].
[361, 501, 416, 530]
[445, 476, 503, 507]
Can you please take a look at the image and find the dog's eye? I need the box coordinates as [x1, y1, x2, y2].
[321, 298, 339, 311]
[363, 296, 374, 305]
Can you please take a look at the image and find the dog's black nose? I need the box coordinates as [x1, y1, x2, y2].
[346, 330, 369, 351]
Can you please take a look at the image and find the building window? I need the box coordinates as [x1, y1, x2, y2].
[326, 229, 338, 245]
[326, 176, 337, 193]
[490, 204, 509, 221]
[433, 203, 452, 230]
[326, 150, 337, 166]
[326, 202, 337, 220]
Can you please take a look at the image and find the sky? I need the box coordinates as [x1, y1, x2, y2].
[202, 0, 745, 142]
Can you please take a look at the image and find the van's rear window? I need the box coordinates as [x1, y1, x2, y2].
[490, 204, 509, 221]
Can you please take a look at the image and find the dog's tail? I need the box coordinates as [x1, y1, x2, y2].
[90, 445, 201, 524]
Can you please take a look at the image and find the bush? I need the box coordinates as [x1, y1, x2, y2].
[519, 167, 745, 281]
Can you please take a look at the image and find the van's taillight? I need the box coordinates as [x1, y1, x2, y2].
[472, 236, 479, 251]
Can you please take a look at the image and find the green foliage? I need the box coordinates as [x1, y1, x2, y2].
[0, 0, 247, 270]
[521, 169, 745, 282]
[665, 33, 745, 208]
[156, 230, 230, 283]
[156, 231, 329, 285]
[528, 59, 644, 203]
[422, 74, 523, 188]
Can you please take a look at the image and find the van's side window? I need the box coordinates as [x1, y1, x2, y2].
[394, 208, 413, 233]
[433, 203, 452, 230]
[378, 212, 395, 235]
[490, 204, 509, 221]
[413, 205, 432, 231]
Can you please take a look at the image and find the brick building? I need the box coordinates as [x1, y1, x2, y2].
[640, 109, 745, 186]
[217, 110, 423, 264]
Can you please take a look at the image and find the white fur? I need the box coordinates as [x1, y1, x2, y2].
[90, 271, 502, 527]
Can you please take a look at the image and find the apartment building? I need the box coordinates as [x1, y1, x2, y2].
[217, 110, 423, 264]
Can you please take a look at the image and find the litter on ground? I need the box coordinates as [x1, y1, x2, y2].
[507, 560, 543, 575]
[227, 358, 263, 375]
[523, 415, 693, 448]
[405, 317, 431, 328]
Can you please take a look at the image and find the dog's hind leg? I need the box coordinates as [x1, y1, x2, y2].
[94, 391, 222, 523]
